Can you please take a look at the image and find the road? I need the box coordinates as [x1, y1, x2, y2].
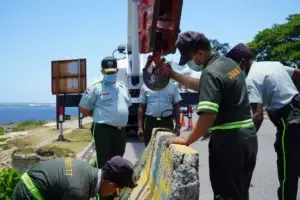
[122, 117, 300, 200]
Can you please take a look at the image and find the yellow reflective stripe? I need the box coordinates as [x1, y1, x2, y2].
[197, 101, 219, 112]
[21, 172, 43, 200]
[210, 119, 254, 131]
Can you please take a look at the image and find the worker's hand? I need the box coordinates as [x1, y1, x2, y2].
[161, 62, 174, 77]
[174, 126, 181, 136]
[137, 128, 144, 141]
[166, 136, 188, 147]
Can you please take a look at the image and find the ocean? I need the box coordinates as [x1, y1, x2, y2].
[0, 106, 79, 124]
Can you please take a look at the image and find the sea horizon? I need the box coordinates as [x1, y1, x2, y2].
[0, 104, 79, 125]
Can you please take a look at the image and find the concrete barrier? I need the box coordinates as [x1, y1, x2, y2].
[117, 128, 200, 200]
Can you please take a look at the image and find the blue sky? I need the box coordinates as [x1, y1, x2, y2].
[0, 0, 299, 103]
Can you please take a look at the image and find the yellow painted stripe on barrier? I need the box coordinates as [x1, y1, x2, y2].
[130, 130, 198, 200]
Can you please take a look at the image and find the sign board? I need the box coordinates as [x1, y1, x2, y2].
[51, 59, 87, 94]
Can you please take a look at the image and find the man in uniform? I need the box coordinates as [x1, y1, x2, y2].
[79, 56, 132, 171]
[12, 156, 136, 200]
[226, 43, 300, 200]
[137, 82, 182, 146]
[166, 31, 258, 200]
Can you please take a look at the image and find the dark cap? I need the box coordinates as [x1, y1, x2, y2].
[101, 156, 136, 188]
[226, 43, 254, 63]
[175, 31, 211, 66]
[101, 56, 118, 73]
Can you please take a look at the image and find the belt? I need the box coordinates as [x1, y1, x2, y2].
[99, 123, 123, 129]
[146, 114, 173, 121]
[210, 119, 254, 131]
[21, 172, 43, 200]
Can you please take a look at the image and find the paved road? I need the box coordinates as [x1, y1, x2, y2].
[122, 117, 300, 200]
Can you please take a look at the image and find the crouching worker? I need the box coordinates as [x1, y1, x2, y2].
[12, 156, 136, 200]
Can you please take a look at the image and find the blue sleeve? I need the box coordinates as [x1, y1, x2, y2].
[125, 86, 132, 107]
[246, 79, 263, 104]
[79, 85, 98, 110]
[138, 85, 147, 104]
[172, 85, 182, 104]
[284, 66, 295, 77]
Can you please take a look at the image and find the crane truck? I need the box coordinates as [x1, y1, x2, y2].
[114, 0, 199, 135]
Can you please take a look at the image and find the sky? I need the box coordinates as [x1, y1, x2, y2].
[0, 0, 299, 103]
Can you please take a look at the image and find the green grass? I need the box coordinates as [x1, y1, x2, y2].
[7, 128, 58, 149]
[15, 147, 35, 154]
[41, 126, 93, 155]
[12, 121, 46, 132]
[0, 126, 4, 135]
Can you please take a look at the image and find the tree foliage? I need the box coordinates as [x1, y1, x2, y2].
[247, 14, 300, 67]
[210, 39, 230, 55]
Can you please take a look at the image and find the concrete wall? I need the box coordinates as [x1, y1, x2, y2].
[117, 128, 200, 200]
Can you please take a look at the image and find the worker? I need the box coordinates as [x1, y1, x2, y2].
[226, 43, 300, 200]
[12, 156, 136, 200]
[166, 31, 258, 200]
[137, 82, 182, 146]
[79, 56, 132, 171]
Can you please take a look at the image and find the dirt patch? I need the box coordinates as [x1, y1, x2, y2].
[36, 146, 75, 158]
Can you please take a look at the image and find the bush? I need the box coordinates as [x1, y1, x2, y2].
[12, 121, 45, 132]
[0, 168, 21, 200]
[0, 127, 4, 135]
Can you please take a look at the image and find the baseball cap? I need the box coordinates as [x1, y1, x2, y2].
[101, 56, 118, 73]
[101, 156, 136, 188]
[175, 31, 211, 66]
[226, 43, 254, 63]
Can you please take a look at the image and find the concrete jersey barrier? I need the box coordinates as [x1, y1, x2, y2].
[116, 128, 200, 200]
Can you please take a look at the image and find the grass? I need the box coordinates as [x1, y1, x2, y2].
[39, 124, 93, 156]
[7, 128, 59, 149]
[0, 126, 4, 135]
[15, 147, 35, 154]
[12, 120, 46, 132]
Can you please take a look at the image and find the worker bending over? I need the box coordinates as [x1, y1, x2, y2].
[227, 43, 300, 200]
[138, 82, 182, 146]
[12, 156, 135, 200]
[167, 31, 258, 200]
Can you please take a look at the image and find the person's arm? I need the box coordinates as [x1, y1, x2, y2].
[138, 86, 147, 130]
[79, 85, 98, 117]
[171, 71, 200, 92]
[172, 86, 183, 127]
[247, 83, 264, 132]
[284, 65, 300, 89]
[184, 73, 222, 145]
[250, 103, 264, 131]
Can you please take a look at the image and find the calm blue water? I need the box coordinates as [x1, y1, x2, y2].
[0, 107, 78, 124]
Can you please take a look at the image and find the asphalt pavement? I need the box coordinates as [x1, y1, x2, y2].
[122, 116, 300, 200]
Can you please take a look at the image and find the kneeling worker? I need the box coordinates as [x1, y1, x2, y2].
[12, 156, 136, 200]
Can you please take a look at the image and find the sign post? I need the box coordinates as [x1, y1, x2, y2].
[51, 59, 87, 141]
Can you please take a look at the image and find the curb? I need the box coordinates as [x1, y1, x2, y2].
[76, 141, 94, 160]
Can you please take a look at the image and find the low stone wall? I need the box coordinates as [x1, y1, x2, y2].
[12, 152, 55, 173]
[117, 128, 200, 200]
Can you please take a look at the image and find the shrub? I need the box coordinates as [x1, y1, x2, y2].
[0, 168, 21, 200]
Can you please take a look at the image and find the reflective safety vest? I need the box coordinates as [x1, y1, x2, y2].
[21, 172, 43, 200]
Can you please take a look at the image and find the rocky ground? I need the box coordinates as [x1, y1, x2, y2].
[0, 117, 92, 169]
